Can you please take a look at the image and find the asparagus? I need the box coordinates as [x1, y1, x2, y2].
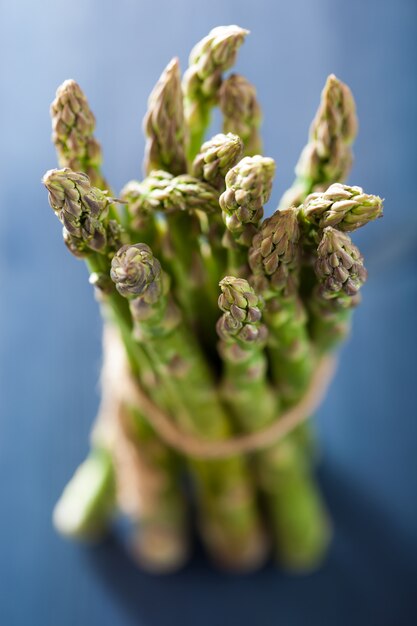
[111, 243, 267, 570]
[191, 132, 243, 192]
[53, 447, 115, 541]
[183, 25, 249, 162]
[143, 58, 187, 176]
[220, 155, 276, 275]
[51, 80, 108, 190]
[248, 207, 313, 403]
[279, 74, 358, 209]
[219, 74, 262, 156]
[217, 277, 330, 571]
[309, 227, 368, 352]
[300, 183, 383, 238]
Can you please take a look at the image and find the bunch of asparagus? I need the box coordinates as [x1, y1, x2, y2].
[44, 25, 383, 574]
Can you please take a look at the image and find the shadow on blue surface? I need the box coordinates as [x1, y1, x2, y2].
[84, 463, 417, 626]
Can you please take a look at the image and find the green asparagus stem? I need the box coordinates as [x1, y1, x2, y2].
[51, 80, 108, 190]
[143, 58, 187, 176]
[53, 447, 115, 541]
[111, 243, 267, 570]
[248, 206, 317, 458]
[191, 132, 243, 192]
[249, 207, 313, 403]
[220, 155, 276, 275]
[183, 25, 249, 162]
[309, 227, 367, 352]
[217, 277, 330, 571]
[279, 74, 358, 209]
[219, 74, 262, 156]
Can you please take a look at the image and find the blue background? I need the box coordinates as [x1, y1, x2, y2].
[1, 0, 416, 624]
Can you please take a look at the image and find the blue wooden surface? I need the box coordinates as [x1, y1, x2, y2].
[0, 0, 416, 624]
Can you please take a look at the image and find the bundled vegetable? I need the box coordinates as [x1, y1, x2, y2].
[43, 25, 383, 574]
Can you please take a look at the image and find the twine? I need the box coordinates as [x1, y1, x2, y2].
[113, 332, 337, 459]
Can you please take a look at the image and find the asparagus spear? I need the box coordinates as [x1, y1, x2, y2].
[51, 80, 108, 190]
[309, 227, 368, 352]
[248, 207, 313, 403]
[219, 74, 262, 156]
[143, 58, 187, 176]
[53, 447, 115, 541]
[220, 155, 276, 275]
[279, 74, 358, 209]
[183, 25, 249, 162]
[191, 132, 243, 192]
[110, 243, 267, 570]
[217, 277, 330, 571]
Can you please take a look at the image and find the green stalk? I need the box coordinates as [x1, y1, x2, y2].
[216, 277, 330, 571]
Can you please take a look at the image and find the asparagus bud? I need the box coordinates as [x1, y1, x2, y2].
[217, 277, 267, 347]
[309, 228, 367, 351]
[110, 243, 162, 299]
[51, 80, 106, 189]
[220, 156, 276, 247]
[219, 74, 262, 156]
[280, 74, 358, 209]
[191, 133, 243, 191]
[123, 171, 220, 223]
[43, 168, 116, 255]
[301, 183, 383, 232]
[183, 25, 249, 160]
[297, 75, 357, 182]
[315, 227, 367, 304]
[249, 208, 300, 297]
[110, 243, 176, 335]
[143, 58, 187, 176]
